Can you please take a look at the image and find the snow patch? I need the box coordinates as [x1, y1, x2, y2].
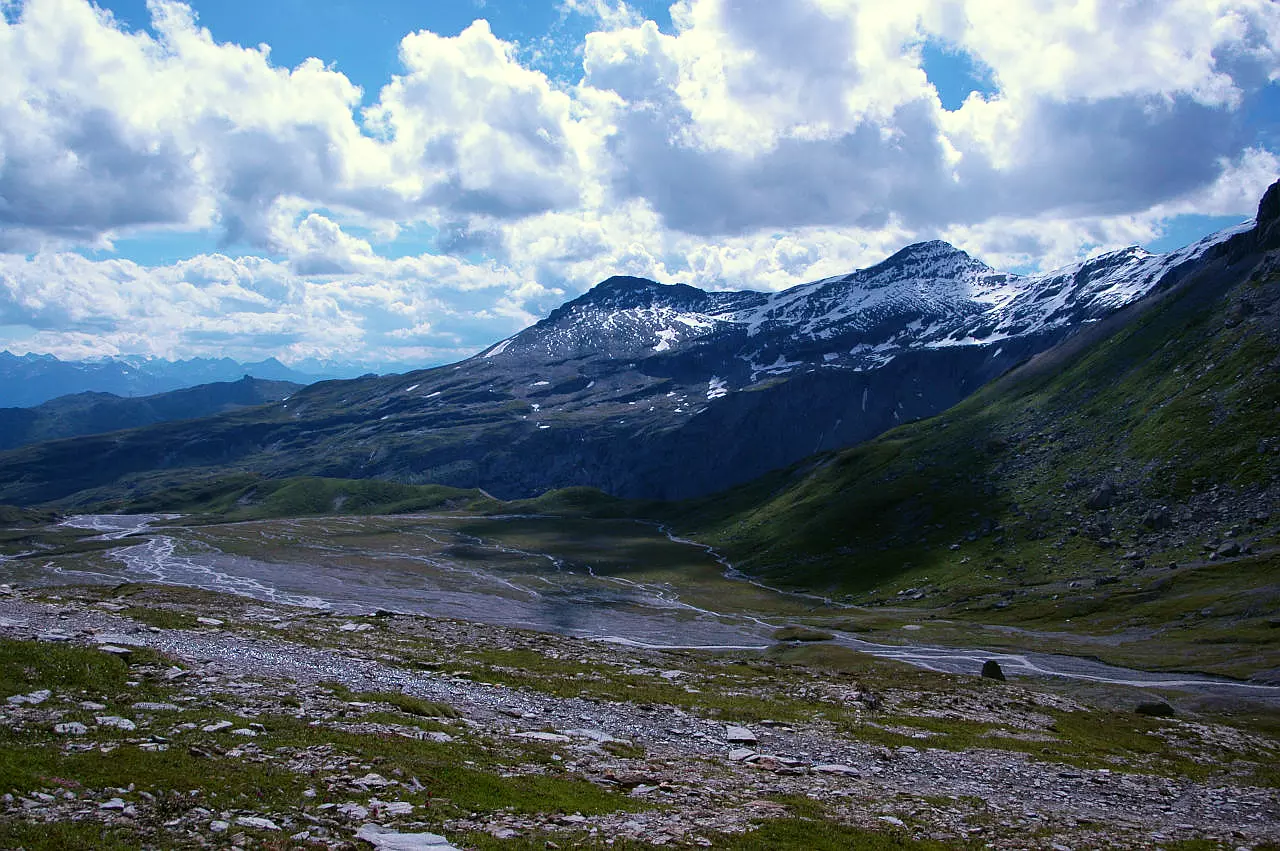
[707, 377, 728, 400]
[483, 338, 513, 358]
[653, 328, 679, 353]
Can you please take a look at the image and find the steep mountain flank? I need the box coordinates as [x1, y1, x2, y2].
[665, 182, 1280, 676]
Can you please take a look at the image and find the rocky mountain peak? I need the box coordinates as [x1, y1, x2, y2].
[592, 275, 663, 293]
[571, 276, 691, 309]
[1258, 178, 1280, 226]
[876, 239, 980, 269]
[1254, 178, 1280, 251]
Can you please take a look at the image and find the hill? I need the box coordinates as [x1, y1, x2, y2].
[0, 352, 326, 408]
[0, 376, 300, 451]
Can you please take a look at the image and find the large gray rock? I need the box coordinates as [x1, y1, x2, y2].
[1086, 482, 1116, 510]
[355, 824, 462, 850]
[1141, 507, 1172, 530]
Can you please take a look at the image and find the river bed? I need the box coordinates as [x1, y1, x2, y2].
[6, 513, 1274, 701]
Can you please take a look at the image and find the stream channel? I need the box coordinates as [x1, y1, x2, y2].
[5, 514, 1274, 702]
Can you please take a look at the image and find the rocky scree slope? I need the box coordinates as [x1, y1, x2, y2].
[0, 220, 1249, 506]
[0, 583, 1277, 849]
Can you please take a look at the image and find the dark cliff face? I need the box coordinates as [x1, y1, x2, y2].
[0, 209, 1263, 506]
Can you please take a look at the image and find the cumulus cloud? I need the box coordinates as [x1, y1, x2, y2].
[365, 20, 591, 220]
[0, 0, 591, 250]
[583, 0, 1280, 236]
[0, 0, 1276, 366]
[0, 244, 534, 366]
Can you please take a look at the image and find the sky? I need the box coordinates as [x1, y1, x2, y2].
[0, 0, 1277, 372]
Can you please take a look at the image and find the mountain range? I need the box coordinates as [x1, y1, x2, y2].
[0, 353, 328, 408]
[97, 180, 1278, 681]
[0, 377, 300, 452]
[0, 197, 1264, 508]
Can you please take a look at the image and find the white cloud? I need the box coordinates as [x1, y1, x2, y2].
[0, 0, 1276, 367]
[0, 244, 538, 366]
[364, 20, 591, 220]
[0, 0, 593, 250]
[579, 0, 1279, 236]
[560, 0, 642, 31]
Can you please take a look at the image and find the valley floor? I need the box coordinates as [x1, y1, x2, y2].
[0, 583, 1277, 850]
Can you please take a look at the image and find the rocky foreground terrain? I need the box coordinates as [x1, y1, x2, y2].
[0, 582, 1276, 850]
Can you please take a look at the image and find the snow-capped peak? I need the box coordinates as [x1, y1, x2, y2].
[484, 220, 1248, 369]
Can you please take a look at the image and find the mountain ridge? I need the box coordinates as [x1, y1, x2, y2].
[655, 181, 1279, 679]
[0, 352, 329, 408]
[0, 213, 1259, 507]
[0, 376, 300, 452]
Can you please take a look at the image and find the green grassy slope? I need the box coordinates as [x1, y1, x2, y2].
[663, 188, 1280, 660]
[97, 473, 498, 523]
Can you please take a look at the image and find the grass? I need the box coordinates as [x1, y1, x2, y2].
[0, 821, 159, 851]
[772, 626, 836, 642]
[0, 630, 644, 826]
[0, 725, 316, 812]
[113, 474, 497, 522]
[0, 646, 643, 827]
[714, 819, 964, 850]
[414, 644, 826, 725]
[120, 606, 200, 631]
[460, 820, 965, 850]
[238, 715, 641, 819]
[763, 643, 1279, 784]
[0, 638, 173, 701]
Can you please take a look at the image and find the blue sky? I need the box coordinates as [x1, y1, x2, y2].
[0, 0, 1275, 370]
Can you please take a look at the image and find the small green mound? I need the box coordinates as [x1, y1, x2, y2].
[0, 504, 58, 526]
[111, 473, 496, 521]
[319, 682, 461, 719]
[374, 691, 462, 719]
[507, 486, 640, 518]
[0, 638, 133, 696]
[771, 625, 836, 642]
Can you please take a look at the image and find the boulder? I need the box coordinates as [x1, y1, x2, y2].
[1136, 701, 1175, 718]
[7, 689, 51, 706]
[1086, 482, 1116, 510]
[355, 824, 463, 850]
[981, 660, 1006, 681]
